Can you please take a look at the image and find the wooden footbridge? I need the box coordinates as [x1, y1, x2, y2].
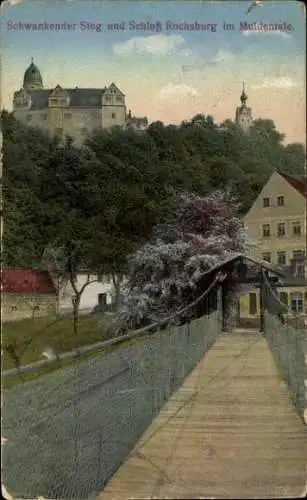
[98, 327, 306, 500]
[2, 255, 306, 500]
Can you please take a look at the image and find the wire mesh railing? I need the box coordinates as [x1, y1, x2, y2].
[264, 311, 306, 421]
[2, 278, 222, 499]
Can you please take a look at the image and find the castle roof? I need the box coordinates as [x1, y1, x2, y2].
[14, 88, 107, 109]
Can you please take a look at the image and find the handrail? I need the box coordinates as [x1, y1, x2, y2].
[2, 271, 226, 379]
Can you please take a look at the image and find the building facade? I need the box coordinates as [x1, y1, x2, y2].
[240, 170, 307, 320]
[13, 59, 148, 144]
[2, 269, 57, 322]
[235, 82, 253, 133]
[58, 273, 127, 315]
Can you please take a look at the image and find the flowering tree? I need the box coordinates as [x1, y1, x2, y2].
[118, 191, 250, 331]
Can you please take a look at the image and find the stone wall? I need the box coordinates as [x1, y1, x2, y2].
[2, 293, 57, 322]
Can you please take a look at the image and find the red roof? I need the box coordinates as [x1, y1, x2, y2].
[279, 171, 307, 198]
[1, 269, 56, 294]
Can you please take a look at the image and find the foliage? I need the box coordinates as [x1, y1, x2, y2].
[118, 191, 250, 330]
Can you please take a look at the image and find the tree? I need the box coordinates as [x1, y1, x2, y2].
[118, 191, 250, 331]
[41, 243, 100, 335]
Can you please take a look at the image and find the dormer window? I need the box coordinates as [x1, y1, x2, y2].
[48, 86, 70, 107]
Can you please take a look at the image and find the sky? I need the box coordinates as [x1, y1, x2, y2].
[1, 0, 306, 144]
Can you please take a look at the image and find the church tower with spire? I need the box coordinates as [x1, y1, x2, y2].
[235, 82, 253, 133]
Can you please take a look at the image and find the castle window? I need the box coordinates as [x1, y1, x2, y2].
[262, 252, 271, 263]
[277, 195, 284, 206]
[262, 224, 270, 238]
[64, 113, 72, 119]
[292, 222, 301, 236]
[112, 112, 116, 119]
[262, 197, 270, 207]
[277, 251, 286, 266]
[277, 223, 285, 237]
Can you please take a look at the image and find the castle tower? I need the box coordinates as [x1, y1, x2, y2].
[23, 58, 43, 90]
[235, 82, 252, 133]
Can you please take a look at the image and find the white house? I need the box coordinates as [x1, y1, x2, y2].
[58, 274, 119, 315]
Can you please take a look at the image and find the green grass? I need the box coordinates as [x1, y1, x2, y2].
[1, 316, 162, 390]
[2, 313, 115, 372]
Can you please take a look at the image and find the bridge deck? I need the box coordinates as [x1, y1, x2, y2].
[97, 331, 306, 499]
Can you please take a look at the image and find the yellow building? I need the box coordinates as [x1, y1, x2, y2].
[240, 170, 306, 321]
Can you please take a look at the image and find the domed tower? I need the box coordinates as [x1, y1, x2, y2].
[235, 82, 252, 133]
[23, 58, 43, 90]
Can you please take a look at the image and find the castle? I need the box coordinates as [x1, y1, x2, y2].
[12, 59, 148, 144]
[235, 82, 253, 133]
[12, 60, 252, 142]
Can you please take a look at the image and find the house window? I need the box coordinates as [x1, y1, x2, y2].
[97, 274, 103, 282]
[111, 112, 116, 119]
[116, 96, 123, 103]
[27, 114, 32, 122]
[277, 196, 284, 206]
[290, 292, 303, 313]
[40, 113, 47, 120]
[292, 222, 301, 236]
[249, 293, 257, 315]
[33, 305, 40, 311]
[277, 223, 285, 237]
[50, 98, 58, 105]
[263, 197, 270, 207]
[293, 250, 304, 259]
[64, 113, 72, 119]
[279, 292, 288, 307]
[276, 251, 286, 266]
[11, 305, 17, 311]
[262, 252, 271, 263]
[262, 224, 270, 238]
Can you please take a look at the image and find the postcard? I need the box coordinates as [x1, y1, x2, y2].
[1, 1, 306, 499]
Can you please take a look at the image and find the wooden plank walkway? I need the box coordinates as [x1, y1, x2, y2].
[97, 331, 307, 499]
